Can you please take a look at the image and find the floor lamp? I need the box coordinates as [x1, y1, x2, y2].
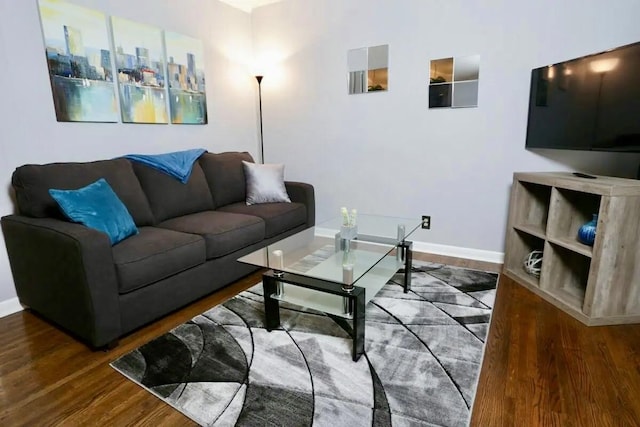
[255, 75, 264, 164]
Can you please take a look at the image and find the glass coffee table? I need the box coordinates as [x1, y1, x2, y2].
[238, 214, 422, 361]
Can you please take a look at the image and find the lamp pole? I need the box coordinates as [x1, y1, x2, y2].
[255, 75, 264, 164]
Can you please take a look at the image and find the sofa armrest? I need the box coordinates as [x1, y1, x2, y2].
[285, 181, 315, 227]
[1, 215, 121, 348]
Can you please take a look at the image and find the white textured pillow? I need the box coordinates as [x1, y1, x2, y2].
[243, 161, 291, 205]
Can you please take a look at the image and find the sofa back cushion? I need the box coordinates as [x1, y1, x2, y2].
[12, 158, 155, 226]
[199, 151, 254, 207]
[132, 161, 214, 222]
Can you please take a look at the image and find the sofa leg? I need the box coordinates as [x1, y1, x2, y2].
[99, 339, 119, 351]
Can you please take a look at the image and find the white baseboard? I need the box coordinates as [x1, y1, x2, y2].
[0, 297, 23, 318]
[412, 241, 504, 264]
[313, 228, 504, 264]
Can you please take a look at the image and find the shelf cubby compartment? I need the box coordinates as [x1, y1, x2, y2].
[547, 187, 600, 252]
[511, 181, 551, 235]
[539, 242, 591, 313]
[504, 229, 545, 288]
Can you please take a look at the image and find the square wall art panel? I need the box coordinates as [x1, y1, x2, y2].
[165, 32, 208, 124]
[111, 16, 168, 124]
[38, 0, 118, 122]
[429, 55, 480, 108]
[347, 44, 389, 94]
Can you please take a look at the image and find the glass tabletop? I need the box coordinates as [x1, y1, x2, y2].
[237, 214, 421, 286]
[237, 214, 419, 318]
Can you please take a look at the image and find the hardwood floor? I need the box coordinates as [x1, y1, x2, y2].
[471, 274, 640, 426]
[1, 253, 639, 426]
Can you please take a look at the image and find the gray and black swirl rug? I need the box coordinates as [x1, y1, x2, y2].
[111, 260, 498, 426]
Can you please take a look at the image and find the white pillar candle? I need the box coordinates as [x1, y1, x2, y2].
[342, 264, 354, 285]
[397, 224, 405, 241]
[272, 250, 284, 270]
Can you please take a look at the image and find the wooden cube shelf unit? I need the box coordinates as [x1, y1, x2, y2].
[504, 172, 640, 325]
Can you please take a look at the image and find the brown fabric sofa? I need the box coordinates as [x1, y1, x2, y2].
[1, 151, 314, 348]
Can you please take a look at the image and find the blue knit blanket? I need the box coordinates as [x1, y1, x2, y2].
[125, 148, 206, 183]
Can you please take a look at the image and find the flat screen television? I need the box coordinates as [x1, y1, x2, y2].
[525, 41, 640, 152]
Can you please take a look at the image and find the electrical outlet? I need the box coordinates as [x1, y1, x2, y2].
[422, 215, 431, 229]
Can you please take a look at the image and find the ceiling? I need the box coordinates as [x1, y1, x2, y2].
[218, 0, 284, 12]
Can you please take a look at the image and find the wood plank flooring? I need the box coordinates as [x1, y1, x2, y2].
[1, 253, 639, 426]
[471, 271, 640, 426]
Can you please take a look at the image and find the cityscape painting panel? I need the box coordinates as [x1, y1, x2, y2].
[165, 32, 208, 124]
[111, 17, 168, 124]
[38, 0, 118, 122]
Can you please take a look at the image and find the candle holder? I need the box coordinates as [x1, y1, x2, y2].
[340, 225, 358, 240]
[342, 264, 354, 315]
[396, 224, 405, 262]
[271, 249, 285, 296]
[336, 207, 358, 252]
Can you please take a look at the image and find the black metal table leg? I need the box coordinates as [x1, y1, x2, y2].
[400, 240, 413, 293]
[262, 273, 281, 331]
[261, 270, 366, 361]
[352, 291, 366, 361]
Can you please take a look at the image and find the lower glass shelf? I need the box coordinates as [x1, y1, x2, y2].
[270, 254, 402, 319]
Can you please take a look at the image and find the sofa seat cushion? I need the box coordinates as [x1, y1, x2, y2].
[216, 202, 306, 238]
[158, 211, 265, 259]
[112, 226, 206, 294]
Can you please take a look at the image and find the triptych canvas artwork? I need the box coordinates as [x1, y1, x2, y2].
[38, 0, 207, 124]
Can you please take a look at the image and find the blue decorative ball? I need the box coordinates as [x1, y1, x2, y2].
[577, 214, 598, 246]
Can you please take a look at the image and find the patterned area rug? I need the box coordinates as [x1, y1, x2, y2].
[111, 260, 498, 426]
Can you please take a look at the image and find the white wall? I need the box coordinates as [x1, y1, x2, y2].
[251, 0, 640, 257]
[0, 0, 257, 304]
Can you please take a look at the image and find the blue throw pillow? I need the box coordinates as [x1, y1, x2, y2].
[49, 178, 139, 245]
